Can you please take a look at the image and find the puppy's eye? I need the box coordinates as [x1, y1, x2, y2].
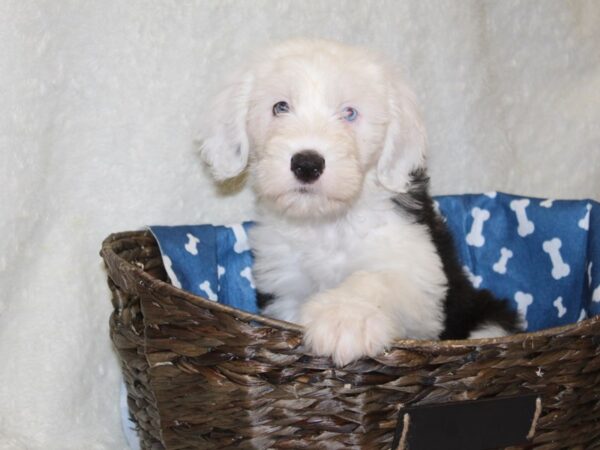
[342, 106, 358, 122]
[273, 101, 290, 116]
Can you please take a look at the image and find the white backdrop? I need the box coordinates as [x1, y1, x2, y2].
[1, 1, 599, 448]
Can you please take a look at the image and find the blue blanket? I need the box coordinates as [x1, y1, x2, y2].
[151, 222, 258, 313]
[149, 193, 600, 332]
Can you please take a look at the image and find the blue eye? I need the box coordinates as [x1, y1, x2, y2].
[342, 107, 358, 122]
[273, 101, 290, 116]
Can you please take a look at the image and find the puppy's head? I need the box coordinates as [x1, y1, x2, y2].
[201, 39, 426, 219]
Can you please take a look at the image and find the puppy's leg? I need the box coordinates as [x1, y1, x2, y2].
[300, 270, 444, 366]
[261, 296, 304, 324]
[468, 324, 510, 339]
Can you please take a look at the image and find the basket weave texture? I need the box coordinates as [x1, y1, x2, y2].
[102, 230, 600, 450]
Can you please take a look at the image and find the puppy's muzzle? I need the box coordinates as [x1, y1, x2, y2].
[291, 150, 325, 184]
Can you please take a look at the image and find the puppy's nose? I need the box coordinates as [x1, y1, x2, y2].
[290, 150, 325, 184]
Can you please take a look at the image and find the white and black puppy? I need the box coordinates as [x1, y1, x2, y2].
[201, 39, 521, 366]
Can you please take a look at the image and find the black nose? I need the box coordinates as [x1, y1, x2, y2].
[290, 150, 325, 183]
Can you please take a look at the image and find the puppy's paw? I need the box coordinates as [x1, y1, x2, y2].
[300, 291, 397, 366]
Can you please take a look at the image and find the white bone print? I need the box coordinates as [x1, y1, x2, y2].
[184, 233, 200, 255]
[240, 266, 255, 289]
[510, 199, 535, 237]
[463, 266, 482, 288]
[588, 262, 600, 302]
[199, 280, 218, 301]
[578, 203, 592, 231]
[593, 285, 600, 303]
[588, 261, 600, 303]
[514, 291, 533, 328]
[225, 224, 251, 253]
[540, 199, 554, 208]
[553, 297, 567, 318]
[162, 256, 182, 288]
[466, 208, 490, 247]
[542, 238, 570, 280]
[493, 247, 513, 274]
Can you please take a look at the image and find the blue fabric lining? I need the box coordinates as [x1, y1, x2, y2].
[148, 193, 600, 331]
[150, 222, 258, 313]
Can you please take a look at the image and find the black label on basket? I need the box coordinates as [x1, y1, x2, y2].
[391, 394, 539, 450]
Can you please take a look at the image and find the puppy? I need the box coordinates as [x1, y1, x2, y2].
[201, 39, 521, 366]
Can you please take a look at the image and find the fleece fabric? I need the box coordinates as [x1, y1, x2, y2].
[1, 1, 599, 448]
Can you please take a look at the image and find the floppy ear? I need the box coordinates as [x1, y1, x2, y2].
[377, 78, 427, 193]
[200, 72, 254, 181]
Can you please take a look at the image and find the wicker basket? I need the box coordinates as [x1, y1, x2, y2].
[101, 230, 600, 450]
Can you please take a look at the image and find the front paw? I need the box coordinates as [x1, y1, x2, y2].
[300, 292, 397, 366]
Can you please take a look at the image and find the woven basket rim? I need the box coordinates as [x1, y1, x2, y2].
[102, 230, 600, 350]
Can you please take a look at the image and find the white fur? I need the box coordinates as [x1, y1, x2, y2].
[469, 323, 509, 339]
[251, 191, 447, 365]
[202, 40, 447, 366]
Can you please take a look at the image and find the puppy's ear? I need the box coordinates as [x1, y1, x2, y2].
[200, 72, 254, 181]
[377, 78, 427, 193]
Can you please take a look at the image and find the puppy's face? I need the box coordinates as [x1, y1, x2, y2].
[202, 40, 427, 220]
[247, 43, 390, 218]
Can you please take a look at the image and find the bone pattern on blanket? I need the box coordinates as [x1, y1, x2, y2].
[578, 203, 592, 230]
[514, 291, 534, 329]
[553, 297, 567, 318]
[162, 256, 182, 288]
[510, 199, 535, 237]
[240, 266, 255, 289]
[225, 224, 251, 254]
[543, 238, 571, 280]
[493, 247, 513, 274]
[588, 263, 600, 304]
[594, 287, 600, 303]
[199, 280, 218, 301]
[466, 207, 490, 247]
[184, 233, 201, 255]
[463, 265, 483, 288]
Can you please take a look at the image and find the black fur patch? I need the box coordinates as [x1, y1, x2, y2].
[256, 291, 275, 310]
[393, 169, 522, 339]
